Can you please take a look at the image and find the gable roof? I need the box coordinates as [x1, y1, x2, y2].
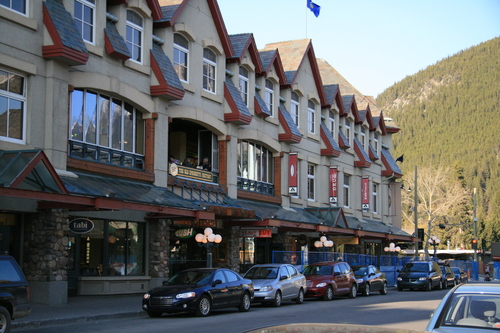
[227, 33, 263, 72]
[150, 43, 185, 99]
[262, 39, 326, 105]
[342, 95, 360, 122]
[258, 49, 287, 84]
[323, 84, 345, 114]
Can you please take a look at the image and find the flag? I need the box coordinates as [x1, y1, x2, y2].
[307, 0, 320, 17]
[395, 154, 404, 163]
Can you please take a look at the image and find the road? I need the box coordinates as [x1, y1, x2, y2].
[15, 287, 449, 333]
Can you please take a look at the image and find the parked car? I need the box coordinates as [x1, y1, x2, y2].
[243, 264, 306, 307]
[451, 267, 468, 284]
[351, 264, 388, 296]
[0, 255, 31, 333]
[440, 265, 457, 289]
[302, 261, 358, 300]
[426, 283, 500, 332]
[397, 261, 444, 291]
[142, 268, 254, 317]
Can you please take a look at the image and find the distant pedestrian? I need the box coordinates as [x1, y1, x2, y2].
[199, 157, 212, 171]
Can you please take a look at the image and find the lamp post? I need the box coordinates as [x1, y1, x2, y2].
[195, 227, 222, 268]
[384, 243, 401, 255]
[428, 235, 441, 260]
[314, 236, 334, 251]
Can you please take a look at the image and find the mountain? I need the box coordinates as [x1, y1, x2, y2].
[376, 36, 500, 242]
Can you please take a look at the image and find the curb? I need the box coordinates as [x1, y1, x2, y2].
[12, 311, 147, 331]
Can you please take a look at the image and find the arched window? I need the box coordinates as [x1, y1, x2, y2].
[203, 48, 216, 93]
[126, 10, 143, 63]
[174, 34, 189, 82]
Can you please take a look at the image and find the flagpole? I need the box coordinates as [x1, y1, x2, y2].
[305, 3, 308, 38]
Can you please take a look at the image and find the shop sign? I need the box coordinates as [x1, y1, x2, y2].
[175, 228, 194, 238]
[69, 218, 94, 234]
[331, 236, 359, 245]
[175, 219, 217, 228]
[240, 229, 272, 238]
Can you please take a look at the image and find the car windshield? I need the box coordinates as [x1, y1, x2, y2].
[165, 271, 212, 285]
[402, 263, 429, 272]
[353, 266, 368, 276]
[451, 267, 460, 273]
[303, 265, 333, 276]
[437, 293, 500, 329]
[245, 266, 279, 279]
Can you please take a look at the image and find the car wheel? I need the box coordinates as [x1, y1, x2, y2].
[438, 279, 443, 290]
[0, 306, 11, 333]
[195, 295, 211, 317]
[362, 284, 370, 296]
[380, 282, 388, 295]
[272, 290, 282, 307]
[238, 292, 251, 312]
[295, 288, 305, 304]
[146, 311, 162, 318]
[442, 279, 447, 289]
[426, 281, 432, 291]
[323, 286, 334, 301]
[348, 284, 357, 298]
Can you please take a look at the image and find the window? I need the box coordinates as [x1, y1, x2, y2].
[202, 48, 216, 93]
[290, 92, 299, 125]
[344, 118, 351, 143]
[328, 111, 335, 138]
[173, 34, 189, 82]
[237, 140, 274, 195]
[238, 66, 249, 106]
[265, 79, 274, 117]
[374, 132, 379, 154]
[307, 100, 315, 134]
[343, 174, 350, 208]
[372, 183, 378, 214]
[126, 10, 143, 63]
[360, 127, 366, 149]
[69, 89, 145, 169]
[0, 69, 25, 142]
[74, 0, 95, 43]
[307, 163, 315, 200]
[0, 0, 26, 14]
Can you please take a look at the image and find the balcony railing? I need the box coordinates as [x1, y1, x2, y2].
[69, 141, 145, 170]
[237, 177, 274, 195]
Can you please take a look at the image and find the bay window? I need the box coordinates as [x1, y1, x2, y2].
[237, 140, 274, 194]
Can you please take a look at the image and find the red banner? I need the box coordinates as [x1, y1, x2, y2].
[289, 153, 298, 195]
[329, 167, 338, 204]
[362, 177, 370, 211]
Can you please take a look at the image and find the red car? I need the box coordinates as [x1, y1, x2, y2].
[303, 261, 358, 301]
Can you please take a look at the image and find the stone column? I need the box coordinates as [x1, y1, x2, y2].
[148, 219, 170, 288]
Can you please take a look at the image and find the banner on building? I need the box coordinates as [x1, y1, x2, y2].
[288, 153, 298, 195]
[362, 177, 370, 212]
[329, 167, 338, 204]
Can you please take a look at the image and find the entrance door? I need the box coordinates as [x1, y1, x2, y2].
[67, 235, 81, 296]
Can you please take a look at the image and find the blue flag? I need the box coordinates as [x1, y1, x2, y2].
[307, 0, 320, 17]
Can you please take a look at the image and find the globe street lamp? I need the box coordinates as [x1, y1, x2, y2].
[384, 242, 401, 255]
[428, 235, 441, 259]
[195, 227, 222, 268]
[314, 236, 334, 251]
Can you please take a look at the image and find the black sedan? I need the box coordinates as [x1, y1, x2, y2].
[451, 266, 468, 284]
[142, 268, 254, 317]
[439, 265, 456, 289]
[351, 265, 388, 296]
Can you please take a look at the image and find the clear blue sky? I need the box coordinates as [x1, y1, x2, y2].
[217, 0, 500, 97]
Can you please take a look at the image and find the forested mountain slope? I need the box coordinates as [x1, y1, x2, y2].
[377, 36, 500, 244]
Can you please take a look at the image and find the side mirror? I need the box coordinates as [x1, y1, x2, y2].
[280, 275, 288, 281]
[212, 279, 223, 286]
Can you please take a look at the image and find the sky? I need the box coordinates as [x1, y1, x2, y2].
[216, 0, 500, 97]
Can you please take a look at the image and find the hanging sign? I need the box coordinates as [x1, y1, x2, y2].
[329, 167, 338, 204]
[69, 218, 94, 234]
[362, 177, 370, 212]
[288, 153, 298, 195]
[175, 228, 194, 238]
[240, 228, 272, 238]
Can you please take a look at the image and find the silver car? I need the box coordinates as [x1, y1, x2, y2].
[243, 264, 306, 307]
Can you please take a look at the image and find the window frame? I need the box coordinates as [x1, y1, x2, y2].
[307, 100, 315, 134]
[307, 163, 316, 201]
[343, 174, 350, 208]
[372, 183, 378, 214]
[238, 66, 249, 106]
[328, 111, 335, 138]
[290, 92, 299, 126]
[126, 9, 143, 64]
[0, 0, 27, 16]
[73, 0, 95, 44]
[173, 33, 189, 83]
[344, 118, 351, 145]
[202, 48, 216, 93]
[0, 68, 26, 143]
[264, 79, 274, 117]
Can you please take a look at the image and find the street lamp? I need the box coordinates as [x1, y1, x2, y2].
[195, 227, 222, 268]
[314, 236, 334, 251]
[384, 243, 401, 254]
[428, 235, 441, 259]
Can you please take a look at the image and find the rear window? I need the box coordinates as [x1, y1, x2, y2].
[0, 259, 24, 283]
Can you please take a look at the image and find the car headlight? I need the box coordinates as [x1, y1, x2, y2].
[357, 279, 364, 284]
[260, 285, 274, 292]
[419, 277, 428, 281]
[397, 277, 402, 281]
[143, 293, 150, 299]
[316, 282, 327, 288]
[176, 291, 196, 299]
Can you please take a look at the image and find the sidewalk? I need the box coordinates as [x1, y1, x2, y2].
[12, 294, 146, 331]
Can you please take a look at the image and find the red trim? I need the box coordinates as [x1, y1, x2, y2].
[223, 83, 252, 124]
[338, 133, 349, 149]
[227, 35, 263, 73]
[353, 140, 371, 168]
[254, 96, 269, 118]
[153, 0, 189, 28]
[104, 32, 131, 61]
[42, 4, 88, 65]
[381, 154, 403, 178]
[278, 110, 301, 143]
[320, 126, 341, 157]
[260, 50, 287, 85]
[150, 51, 185, 99]
[146, 0, 163, 21]
[207, 0, 234, 57]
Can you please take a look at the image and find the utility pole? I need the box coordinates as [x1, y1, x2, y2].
[473, 188, 478, 263]
[414, 166, 419, 258]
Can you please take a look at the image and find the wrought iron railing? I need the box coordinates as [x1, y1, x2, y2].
[69, 141, 145, 170]
[237, 177, 274, 195]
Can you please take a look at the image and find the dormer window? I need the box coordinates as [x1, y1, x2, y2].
[291, 92, 299, 126]
[203, 48, 216, 93]
[74, 0, 95, 44]
[307, 100, 315, 134]
[126, 10, 143, 63]
[238, 66, 249, 106]
[265, 79, 274, 117]
[174, 34, 189, 82]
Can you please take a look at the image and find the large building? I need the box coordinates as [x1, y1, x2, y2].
[0, 0, 414, 305]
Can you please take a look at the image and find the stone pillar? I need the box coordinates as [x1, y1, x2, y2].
[148, 219, 170, 288]
[23, 209, 69, 305]
[226, 226, 240, 272]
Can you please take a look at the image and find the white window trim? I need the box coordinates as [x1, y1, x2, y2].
[307, 163, 315, 201]
[174, 34, 189, 83]
[74, 0, 95, 45]
[265, 79, 274, 117]
[239, 67, 249, 106]
[291, 93, 299, 126]
[343, 174, 350, 208]
[372, 183, 379, 214]
[126, 11, 143, 64]
[0, 68, 26, 144]
[328, 112, 335, 138]
[202, 49, 216, 94]
[308, 101, 315, 134]
[0, 0, 28, 16]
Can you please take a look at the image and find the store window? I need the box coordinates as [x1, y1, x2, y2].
[126, 10, 143, 63]
[73, 0, 95, 43]
[0, 68, 25, 143]
[174, 33, 189, 82]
